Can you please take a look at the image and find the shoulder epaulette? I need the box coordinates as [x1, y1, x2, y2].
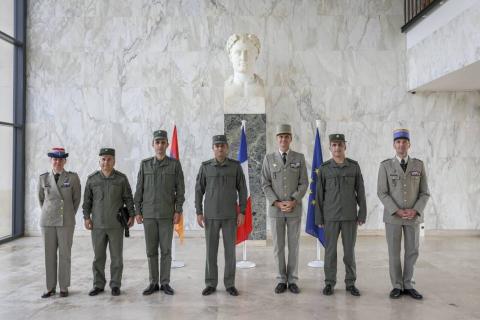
[321, 159, 331, 167]
[202, 159, 212, 166]
[346, 158, 358, 165]
[142, 157, 154, 163]
[88, 171, 99, 178]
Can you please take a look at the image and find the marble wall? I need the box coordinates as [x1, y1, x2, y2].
[407, 0, 480, 90]
[25, 0, 480, 234]
[225, 114, 266, 240]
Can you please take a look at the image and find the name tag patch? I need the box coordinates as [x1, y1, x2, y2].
[389, 174, 399, 180]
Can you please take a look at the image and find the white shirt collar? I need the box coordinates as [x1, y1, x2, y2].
[279, 149, 290, 156]
[396, 155, 409, 163]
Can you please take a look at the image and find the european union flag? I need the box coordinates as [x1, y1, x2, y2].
[305, 127, 325, 246]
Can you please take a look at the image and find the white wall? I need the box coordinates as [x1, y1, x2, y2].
[25, 0, 480, 233]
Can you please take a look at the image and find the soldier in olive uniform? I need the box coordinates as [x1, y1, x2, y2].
[377, 129, 430, 300]
[134, 130, 185, 296]
[195, 135, 247, 296]
[261, 124, 308, 294]
[315, 134, 366, 297]
[38, 147, 81, 298]
[82, 148, 135, 296]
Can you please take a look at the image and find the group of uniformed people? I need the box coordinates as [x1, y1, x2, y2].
[38, 125, 429, 301]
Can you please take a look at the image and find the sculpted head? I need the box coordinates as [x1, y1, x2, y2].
[226, 33, 261, 75]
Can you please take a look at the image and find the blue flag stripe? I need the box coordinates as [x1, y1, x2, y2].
[238, 126, 248, 163]
[305, 128, 326, 247]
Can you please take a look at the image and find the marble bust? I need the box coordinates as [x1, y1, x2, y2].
[224, 33, 266, 114]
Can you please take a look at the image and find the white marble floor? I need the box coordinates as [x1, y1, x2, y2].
[0, 233, 479, 320]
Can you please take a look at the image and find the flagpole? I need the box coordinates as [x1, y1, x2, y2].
[237, 240, 256, 269]
[236, 120, 256, 269]
[308, 120, 325, 269]
[308, 240, 324, 268]
[170, 121, 185, 269]
[171, 236, 185, 268]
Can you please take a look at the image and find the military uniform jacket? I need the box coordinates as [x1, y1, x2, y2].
[38, 171, 81, 227]
[82, 169, 135, 229]
[315, 158, 367, 224]
[195, 158, 247, 219]
[377, 157, 430, 225]
[261, 150, 309, 218]
[134, 156, 185, 219]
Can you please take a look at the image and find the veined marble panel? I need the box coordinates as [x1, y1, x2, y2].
[25, 0, 480, 233]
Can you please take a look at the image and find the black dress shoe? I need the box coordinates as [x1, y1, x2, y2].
[288, 283, 300, 294]
[88, 287, 104, 296]
[226, 287, 239, 296]
[346, 285, 361, 296]
[111, 287, 121, 296]
[59, 290, 69, 298]
[202, 286, 216, 296]
[404, 288, 423, 300]
[323, 284, 334, 296]
[389, 288, 402, 299]
[274, 283, 287, 294]
[143, 283, 160, 295]
[41, 289, 56, 298]
[160, 284, 174, 295]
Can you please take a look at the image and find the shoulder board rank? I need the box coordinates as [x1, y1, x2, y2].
[88, 171, 99, 178]
[115, 170, 126, 178]
[321, 159, 331, 167]
[346, 158, 358, 165]
[381, 158, 391, 163]
[228, 158, 240, 164]
[142, 157, 154, 163]
[40, 172, 49, 176]
[411, 158, 423, 163]
[202, 159, 213, 166]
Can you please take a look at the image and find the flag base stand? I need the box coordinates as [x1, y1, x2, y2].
[236, 260, 256, 268]
[307, 260, 324, 268]
[172, 260, 185, 269]
[308, 240, 324, 268]
[171, 237, 185, 269]
[236, 241, 256, 269]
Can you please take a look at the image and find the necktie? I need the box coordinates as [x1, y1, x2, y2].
[282, 153, 287, 165]
[400, 159, 407, 172]
[54, 173, 60, 183]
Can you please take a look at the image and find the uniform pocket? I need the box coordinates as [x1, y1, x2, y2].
[325, 177, 336, 190]
[344, 175, 355, 185]
[162, 168, 176, 189]
[92, 183, 104, 200]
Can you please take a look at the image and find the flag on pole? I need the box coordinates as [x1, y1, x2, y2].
[170, 125, 184, 244]
[236, 121, 253, 244]
[305, 127, 325, 246]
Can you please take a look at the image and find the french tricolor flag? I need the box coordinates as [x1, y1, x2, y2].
[236, 120, 253, 244]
